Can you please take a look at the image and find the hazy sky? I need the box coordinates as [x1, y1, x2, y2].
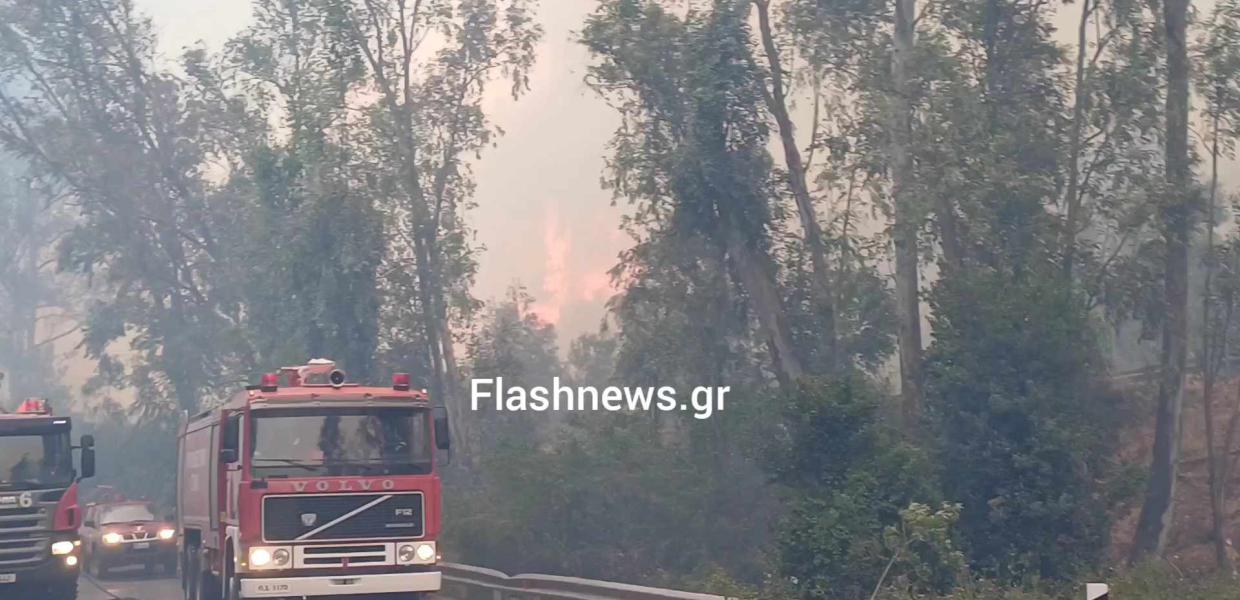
[135, 0, 627, 343]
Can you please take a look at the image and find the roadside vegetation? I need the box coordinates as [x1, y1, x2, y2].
[2, 0, 1240, 598]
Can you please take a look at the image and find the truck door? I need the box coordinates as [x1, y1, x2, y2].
[207, 423, 219, 546]
[222, 413, 243, 525]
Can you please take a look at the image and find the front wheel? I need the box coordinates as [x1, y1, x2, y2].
[182, 547, 195, 598]
[222, 551, 241, 600]
[198, 556, 221, 600]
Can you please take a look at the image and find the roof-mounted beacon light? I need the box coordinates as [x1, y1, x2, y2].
[393, 373, 411, 391]
[17, 398, 51, 415]
[259, 373, 279, 392]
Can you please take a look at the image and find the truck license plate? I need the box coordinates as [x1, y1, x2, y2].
[0, 574, 15, 584]
[133, 542, 150, 550]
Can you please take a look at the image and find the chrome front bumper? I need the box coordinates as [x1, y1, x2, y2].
[240, 571, 441, 597]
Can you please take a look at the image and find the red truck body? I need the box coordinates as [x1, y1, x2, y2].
[177, 363, 447, 600]
[0, 399, 95, 600]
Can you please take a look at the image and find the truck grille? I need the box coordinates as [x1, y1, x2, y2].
[263, 493, 424, 542]
[0, 488, 61, 567]
[294, 543, 393, 568]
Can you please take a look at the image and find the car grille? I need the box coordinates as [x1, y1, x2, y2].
[123, 531, 157, 542]
[263, 493, 424, 542]
[0, 488, 62, 567]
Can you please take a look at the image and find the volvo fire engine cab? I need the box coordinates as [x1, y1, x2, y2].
[177, 360, 450, 600]
[0, 398, 96, 600]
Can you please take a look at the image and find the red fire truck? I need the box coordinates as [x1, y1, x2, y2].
[0, 398, 96, 600]
[177, 360, 449, 600]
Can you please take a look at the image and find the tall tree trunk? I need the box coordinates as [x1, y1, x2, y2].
[1220, 379, 1240, 571]
[1062, 0, 1094, 279]
[753, 0, 838, 370]
[721, 224, 805, 387]
[890, 0, 923, 429]
[1201, 97, 1232, 572]
[1130, 0, 1192, 561]
[934, 195, 965, 273]
[342, 9, 465, 458]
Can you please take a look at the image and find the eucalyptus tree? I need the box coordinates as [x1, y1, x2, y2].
[0, 0, 242, 413]
[1191, 0, 1240, 570]
[751, 0, 839, 371]
[321, 0, 541, 455]
[222, 0, 385, 378]
[0, 156, 73, 406]
[1130, 0, 1196, 561]
[583, 0, 805, 388]
[1061, 0, 1167, 284]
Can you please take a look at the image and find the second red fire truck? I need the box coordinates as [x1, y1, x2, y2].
[177, 360, 449, 600]
[0, 398, 95, 600]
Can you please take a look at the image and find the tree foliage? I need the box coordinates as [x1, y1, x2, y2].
[0, 0, 1233, 594]
[925, 272, 1125, 581]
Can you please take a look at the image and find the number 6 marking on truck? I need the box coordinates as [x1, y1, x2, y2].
[17, 493, 32, 508]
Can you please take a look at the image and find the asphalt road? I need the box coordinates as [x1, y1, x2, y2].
[78, 570, 453, 600]
[80, 568, 180, 600]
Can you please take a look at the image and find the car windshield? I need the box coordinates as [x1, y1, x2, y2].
[101, 504, 156, 524]
[0, 432, 73, 489]
[249, 407, 432, 477]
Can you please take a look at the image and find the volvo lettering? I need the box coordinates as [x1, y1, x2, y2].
[176, 360, 450, 600]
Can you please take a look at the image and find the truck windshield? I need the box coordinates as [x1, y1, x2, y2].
[249, 407, 432, 477]
[0, 432, 73, 489]
[101, 504, 157, 524]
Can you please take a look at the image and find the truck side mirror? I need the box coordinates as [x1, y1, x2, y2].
[80, 444, 96, 480]
[433, 407, 451, 451]
[220, 448, 238, 464]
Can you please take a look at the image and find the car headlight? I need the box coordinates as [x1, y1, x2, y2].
[158, 528, 176, 540]
[248, 546, 290, 570]
[101, 532, 123, 545]
[51, 541, 75, 555]
[397, 541, 436, 565]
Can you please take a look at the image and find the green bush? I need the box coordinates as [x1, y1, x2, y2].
[924, 271, 1127, 583]
[768, 375, 958, 599]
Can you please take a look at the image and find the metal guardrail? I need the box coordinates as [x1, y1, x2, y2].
[440, 562, 730, 600]
[1106, 357, 1240, 388]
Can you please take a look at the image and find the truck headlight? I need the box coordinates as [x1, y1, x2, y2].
[158, 528, 176, 540]
[248, 546, 291, 569]
[51, 541, 75, 555]
[249, 548, 272, 567]
[101, 532, 123, 545]
[397, 541, 436, 565]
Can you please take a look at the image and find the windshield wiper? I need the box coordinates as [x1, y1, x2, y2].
[0, 481, 53, 491]
[251, 458, 322, 471]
